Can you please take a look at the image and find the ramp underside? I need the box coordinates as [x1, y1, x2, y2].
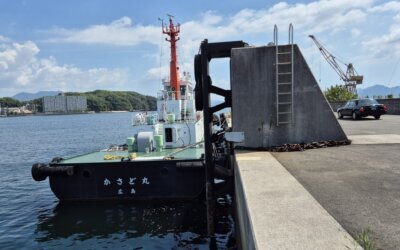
[231, 45, 347, 148]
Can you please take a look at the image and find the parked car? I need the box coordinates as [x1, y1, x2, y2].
[337, 99, 387, 120]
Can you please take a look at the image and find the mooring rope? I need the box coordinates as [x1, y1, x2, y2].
[236, 139, 351, 152]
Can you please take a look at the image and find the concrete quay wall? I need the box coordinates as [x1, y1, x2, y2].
[230, 45, 347, 148]
[234, 150, 360, 250]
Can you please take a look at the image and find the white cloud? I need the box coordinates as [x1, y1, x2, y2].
[368, 1, 400, 13]
[4, 0, 400, 96]
[362, 1, 400, 59]
[363, 23, 400, 58]
[0, 35, 11, 43]
[145, 65, 169, 81]
[46, 16, 160, 46]
[0, 39, 129, 95]
[45, 1, 374, 48]
[227, 0, 371, 35]
[351, 28, 361, 38]
[37, 1, 376, 85]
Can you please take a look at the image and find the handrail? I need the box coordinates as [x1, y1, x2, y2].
[157, 90, 193, 101]
[274, 24, 279, 125]
[289, 23, 294, 123]
[275, 24, 295, 125]
[163, 141, 204, 159]
[132, 112, 159, 126]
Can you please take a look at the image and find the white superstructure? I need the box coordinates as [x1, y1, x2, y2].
[131, 72, 203, 152]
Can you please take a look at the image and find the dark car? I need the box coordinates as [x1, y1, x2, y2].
[337, 98, 387, 120]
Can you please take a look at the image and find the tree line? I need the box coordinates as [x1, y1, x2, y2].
[0, 90, 157, 112]
[0, 86, 370, 111]
[324, 85, 358, 102]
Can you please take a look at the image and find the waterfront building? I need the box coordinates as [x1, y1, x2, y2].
[42, 96, 87, 113]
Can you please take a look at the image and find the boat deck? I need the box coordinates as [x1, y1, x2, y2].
[61, 147, 205, 164]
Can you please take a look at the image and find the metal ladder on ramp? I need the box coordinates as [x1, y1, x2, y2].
[274, 24, 294, 125]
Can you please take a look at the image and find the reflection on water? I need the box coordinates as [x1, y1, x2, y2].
[35, 201, 207, 248]
[35, 194, 236, 249]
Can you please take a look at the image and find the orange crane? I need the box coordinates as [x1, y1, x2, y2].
[309, 35, 363, 94]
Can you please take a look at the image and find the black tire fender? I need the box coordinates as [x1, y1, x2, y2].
[194, 54, 203, 111]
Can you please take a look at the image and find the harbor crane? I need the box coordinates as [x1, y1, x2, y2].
[309, 35, 363, 94]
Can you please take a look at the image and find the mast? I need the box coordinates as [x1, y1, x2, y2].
[162, 15, 181, 100]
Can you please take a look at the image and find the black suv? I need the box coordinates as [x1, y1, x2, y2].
[337, 99, 387, 120]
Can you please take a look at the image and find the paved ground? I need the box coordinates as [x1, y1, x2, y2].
[337, 113, 400, 135]
[272, 114, 400, 250]
[235, 151, 359, 250]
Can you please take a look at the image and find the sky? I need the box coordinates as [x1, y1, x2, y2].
[0, 0, 400, 98]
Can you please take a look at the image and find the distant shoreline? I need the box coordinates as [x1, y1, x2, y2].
[101, 110, 130, 113]
[0, 110, 159, 117]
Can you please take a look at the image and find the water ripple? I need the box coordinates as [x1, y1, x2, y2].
[0, 113, 236, 249]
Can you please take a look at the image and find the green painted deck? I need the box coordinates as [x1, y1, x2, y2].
[61, 146, 205, 164]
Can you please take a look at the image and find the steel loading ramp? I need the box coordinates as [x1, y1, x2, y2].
[231, 44, 348, 148]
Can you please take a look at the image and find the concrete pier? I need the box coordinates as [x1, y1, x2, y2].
[230, 45, 347, 148]
[234, 150, 360, 249]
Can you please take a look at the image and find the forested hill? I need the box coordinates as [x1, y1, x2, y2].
[65, 90, 157, 112]
[0, 90, 157, 112]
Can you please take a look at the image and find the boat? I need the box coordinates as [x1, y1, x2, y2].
[31, 17, 214, 201]
[0, 104, 7, 117]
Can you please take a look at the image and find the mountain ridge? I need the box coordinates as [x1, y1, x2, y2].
[12, 91, 61, 101]
[10, 84, 400, 104]
[357, 84, 400, 98]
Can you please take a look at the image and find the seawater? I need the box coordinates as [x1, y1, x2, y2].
[0, 113, 236, 249]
